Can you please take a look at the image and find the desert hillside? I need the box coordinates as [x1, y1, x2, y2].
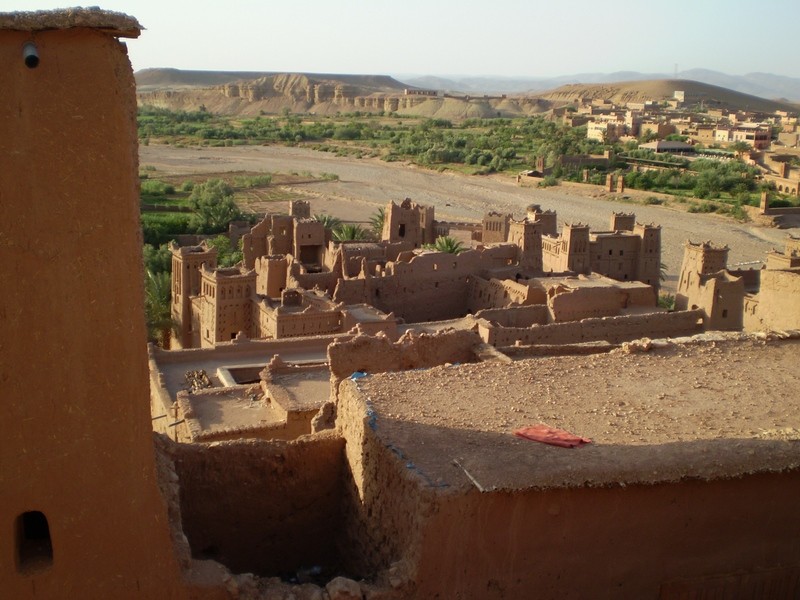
[538, 79, 797, 113]
[135, 69, 796, 117]
[135, 68, 552, 117]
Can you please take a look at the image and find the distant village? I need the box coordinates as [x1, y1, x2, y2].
[544, 88, 800, 196]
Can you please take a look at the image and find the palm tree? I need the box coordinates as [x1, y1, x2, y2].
[144, 269, 176, 348]
[369, 207, 385, 239]
[313, 213, 342, 231]
[332, 223, 368, 242]
[660, 262, 668, 282]
[432, 236, 464, 254]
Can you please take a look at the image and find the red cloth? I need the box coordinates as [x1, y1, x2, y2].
[514, 424, 591, 448]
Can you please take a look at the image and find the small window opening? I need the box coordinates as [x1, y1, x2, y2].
[722, 309, 728, 318]
[16, 511, 53, 573]
[398, 224, 406, 237]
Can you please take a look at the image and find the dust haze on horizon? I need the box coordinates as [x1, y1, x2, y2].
[10, 0, 800, 80]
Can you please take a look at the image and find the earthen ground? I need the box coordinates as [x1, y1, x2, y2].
[140, 144, 798, 291]
[347, 337, 800, 492]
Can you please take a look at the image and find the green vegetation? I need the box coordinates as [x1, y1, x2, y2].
[144, 269, 175, 347]
[137, 107, 604, 175]
[205, 234, 243, 267]
[427, 236, 465, 254]
[332, 223, 368, 241]
[137, 107, 798, 221]
[369, 207, 385, 238]
[313, 213, 342, 231]
[658, 293, 676, 310]
[188, 178, 243, 233]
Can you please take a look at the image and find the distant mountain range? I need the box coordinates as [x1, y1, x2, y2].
[399, 69, 800, 103]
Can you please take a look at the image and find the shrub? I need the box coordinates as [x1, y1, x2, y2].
[140, 179, 175, 196]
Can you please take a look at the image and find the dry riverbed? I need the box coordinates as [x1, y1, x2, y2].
[140, 143, 797, 291]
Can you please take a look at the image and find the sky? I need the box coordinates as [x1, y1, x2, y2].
[8, 0, 800, 79]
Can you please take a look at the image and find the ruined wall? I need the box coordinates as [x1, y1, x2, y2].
[466, 276, 540, 313]
[413, 471, 800, 599]
[170, 434, 346, 576]
[328, 330, 482, 381]
[474, 305, 550, 327]
[478, 310, 703, 347]
[333, 246, 519, 323]
[0, 14, 190, 598]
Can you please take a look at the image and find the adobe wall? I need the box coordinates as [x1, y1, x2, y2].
[466, 276, 540, 313]
[0, 14, 191, 598]
[413, 471, 800, 599]
[333, 246, 519, 323]
[745, 268, 800, 331]
[335, 381, 434, 582]
[547, 285, 623, 322]
[153, 333, 348, 367]
[328, 330, 482, 381]
[474, 305, 550, 327]
[478, 310, 704, 347]
[168, 433, 346, 577]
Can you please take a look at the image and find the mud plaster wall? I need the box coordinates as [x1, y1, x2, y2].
[414, 471, 800, 599]
[336, 380, 433, 580]
[0, 27, 189, 598]
[745, 269, 800, 331]
[478, 309, 704, 346]
[328, 330, 482, 380]
[170, 433, 345, 576]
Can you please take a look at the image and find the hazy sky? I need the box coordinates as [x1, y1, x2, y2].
[9, 1, 800, 79]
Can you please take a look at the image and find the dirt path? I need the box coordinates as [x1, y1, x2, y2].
[140, 144, 797, 290]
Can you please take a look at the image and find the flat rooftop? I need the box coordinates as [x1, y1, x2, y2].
[267, 368, 331, 412]
[348, 336, 800, 492]
[185, 387, 283, 435]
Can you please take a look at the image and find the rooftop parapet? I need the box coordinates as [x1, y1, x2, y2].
[0, 7, 142, 37]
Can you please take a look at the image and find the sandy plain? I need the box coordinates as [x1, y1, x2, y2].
[140, 144, 798, 291]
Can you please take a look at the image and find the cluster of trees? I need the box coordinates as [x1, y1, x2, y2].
[138, 108, 606, 174]
[141, 178, 249, 246]
[621, 158, 761, 202]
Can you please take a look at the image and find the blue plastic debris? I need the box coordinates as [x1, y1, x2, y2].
[350, 371, 368, 380]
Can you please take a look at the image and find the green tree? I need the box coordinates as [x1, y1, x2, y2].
[313, 213, 342, 231]
[431, 236, 464, 254]
[730, 141, 752, 154]
[332, 223, 368, 241]
[189, 178, 242, 234]
[144, 269, 176, 348]
[206, 235, 243, 267]
[369, 207, 385, 238]
[142, 243, 172, 275]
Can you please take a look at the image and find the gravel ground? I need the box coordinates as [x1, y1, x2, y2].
[140, 144, 798, 291]
[351, 336, 800, 490]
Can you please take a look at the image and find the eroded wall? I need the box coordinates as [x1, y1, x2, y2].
[478, 310, 704, 347]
